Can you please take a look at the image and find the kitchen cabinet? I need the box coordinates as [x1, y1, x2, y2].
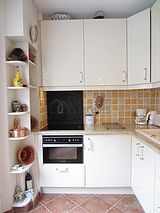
[132, 136, 155, 213]
[40, 164, 84, 187]
[154, 154, 160, 213]
[37, 135, 84, 187]
[84, 134, 131, 187]
[127, 9, 150, 85]
[151, 0, 160, 83]
[5, 0, 38, 49]
[84, 19, 127, 86]
[41, 20, 84, 86]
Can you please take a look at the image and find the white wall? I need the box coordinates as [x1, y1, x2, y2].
[0, 0, 16, 211]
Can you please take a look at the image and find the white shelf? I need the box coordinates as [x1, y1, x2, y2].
[10, 161, 35, 174]
[7, 86, 27, 90]
[8, 111, 30, 116]
[12, 189, 38, 208]
[6, 60, 28, 67]
[29, 60, 37, 69]
[8, 134, 31, 141]
[29, 85, 38, 89]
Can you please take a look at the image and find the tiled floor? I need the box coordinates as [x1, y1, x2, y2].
[29, 194, 144, 213]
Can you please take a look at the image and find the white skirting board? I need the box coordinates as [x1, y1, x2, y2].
[41, 187, 133, 195]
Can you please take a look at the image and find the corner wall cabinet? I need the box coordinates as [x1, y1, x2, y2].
[132, 136, 155, 213]
[127, 9, 150, 85]
[151, 0, 160, 83]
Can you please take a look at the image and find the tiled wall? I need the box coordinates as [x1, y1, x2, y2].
[156, 88, 160, 112]
[39, 88, 160, 129]
[83, 89, 156, 125]
[39, 91, 48, 129]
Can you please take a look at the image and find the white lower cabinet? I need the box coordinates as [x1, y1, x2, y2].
[84, 134, 131, 187]
[132, 136, 155, 213]
[40, 164, 84, 187]
[154, 154, 160, 213]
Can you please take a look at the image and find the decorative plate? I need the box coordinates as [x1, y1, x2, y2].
[30, 25, 38, 43]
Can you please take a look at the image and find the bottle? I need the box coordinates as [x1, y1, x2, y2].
[25, 171, 33, 190]
[14, 66, 23, 87]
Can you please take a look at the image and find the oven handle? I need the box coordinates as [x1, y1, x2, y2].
[43, 144, 83, 148]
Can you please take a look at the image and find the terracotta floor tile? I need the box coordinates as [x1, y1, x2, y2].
[115, 195, 144, 213]
[39, 193, 60, 204]
[98, 194, 124, 205]
[45, 195, 76, 213]
[30, 206, 50, 213]
[107, 207, 124, 213]
[68, 206, 88, 213]
[80, 195, 112, 213]
[65, 194, 92, 205]
[29, 201, 42, 212]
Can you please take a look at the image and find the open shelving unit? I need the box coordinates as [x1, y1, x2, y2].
[5, 37, 40, 209]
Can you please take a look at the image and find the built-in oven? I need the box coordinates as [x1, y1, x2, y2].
[42, 135, 83, 164]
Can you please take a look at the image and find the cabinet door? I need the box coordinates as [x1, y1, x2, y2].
[84, 135, 131, 187]
[40, 164, 84, 187]
[41, 20, 84, 86]
[151, 0, 160, 83]
[154, 154, 160, 213]
[132, 136, 155, 213]
[128, 9, 150, 85]
[84, 19, 127, 86]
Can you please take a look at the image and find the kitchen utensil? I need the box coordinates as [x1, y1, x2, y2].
[21, 104, 27, 112]
[85, 111, 94, 125]
[31, 116, 38, 131]
[9, 128, 26, 138]
[95, 96, 104, 108]
[7, 48, 27, 62]
[14, 118, 20, 129]
[17, 145, 35, 165]
[135, 109, 147, 125]
[146, 111, 158, 125]
[12, 101, 21, 112]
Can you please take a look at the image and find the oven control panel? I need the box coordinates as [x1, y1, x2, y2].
[42, 135, 83, 144]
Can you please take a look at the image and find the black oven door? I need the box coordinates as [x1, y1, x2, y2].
[43, 144, 83, 164]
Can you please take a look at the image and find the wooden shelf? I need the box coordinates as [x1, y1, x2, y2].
[7, 86, 27, 90]
[8, 134, 31, 141]
[8, 111, 30, 116]
[29, 60, 37, 69]
[6, 61, 28, 67]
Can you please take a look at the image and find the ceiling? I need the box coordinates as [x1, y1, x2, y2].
[33, 0, 156, 19]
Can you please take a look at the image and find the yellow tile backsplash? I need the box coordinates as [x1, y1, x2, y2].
[40, 91, 48, 129]
[39, 88, 160, 129]
[83, 89, 157, 125]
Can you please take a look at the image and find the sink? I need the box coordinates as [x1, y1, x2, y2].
[136, 129, 160, 144]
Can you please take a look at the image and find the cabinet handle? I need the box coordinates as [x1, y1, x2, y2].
[56, 168, 69, 173]
[122, 71, 126, 83]
[144, 68, 147, 80]
[136, 143, 140, 157]
[88, 138, 93, 151]
[80, 72, 83, 83]
[139, 146, 144, 160]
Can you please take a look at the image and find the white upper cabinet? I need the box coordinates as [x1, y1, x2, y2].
[84, 19, 127, 86]
[127, 9, 150, 85]
[5, 0, 38, 48]
[151, 0, 160, 83]
[41, 20, 84, 86]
